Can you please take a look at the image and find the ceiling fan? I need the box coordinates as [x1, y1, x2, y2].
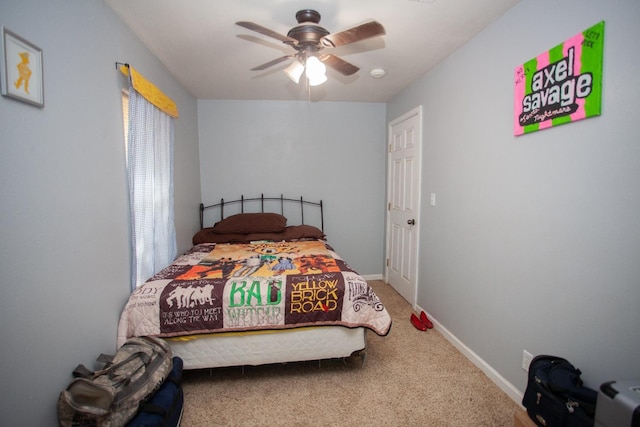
[236, 9, 385, 86]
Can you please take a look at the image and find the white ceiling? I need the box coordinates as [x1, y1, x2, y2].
[105, 0, 519, 102]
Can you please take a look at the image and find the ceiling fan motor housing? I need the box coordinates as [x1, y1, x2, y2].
[295, 9, 321, 24]
[287, 9, 329, 49]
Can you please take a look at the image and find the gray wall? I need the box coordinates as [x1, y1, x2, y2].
[388, 0, 640, 394]
[3, 0, 638, 424]
[0, 1, 201, 425]
[198, 99, 387, 275]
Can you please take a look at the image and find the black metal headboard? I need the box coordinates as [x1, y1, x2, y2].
[199, 194, 324, 232]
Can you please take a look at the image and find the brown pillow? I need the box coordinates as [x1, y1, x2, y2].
[245, 232, 285, 242]
[244, 225, 325, 242]
[211, 213, 287, 234]
[192, 228, 249, 245]
[280, 225, 325, 241]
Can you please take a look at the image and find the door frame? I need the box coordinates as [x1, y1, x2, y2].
[384, 105, 423, 308]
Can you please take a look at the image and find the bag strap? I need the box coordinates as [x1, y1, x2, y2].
[106, 351, 151, 372]
[97, 353, 115, 365]
[72, 364, 94, 378]
[69, 340, 161, 382]
[74, 351, 151, 384]
[107, 351, 151, 384]
[548, 360, 582, 394]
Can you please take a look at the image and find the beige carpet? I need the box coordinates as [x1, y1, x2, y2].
[180, 281, 519, 426]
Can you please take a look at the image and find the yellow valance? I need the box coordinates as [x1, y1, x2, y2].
[119, 65, 179, 118]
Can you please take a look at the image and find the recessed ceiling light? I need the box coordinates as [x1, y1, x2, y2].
[370, 68, 386, 79]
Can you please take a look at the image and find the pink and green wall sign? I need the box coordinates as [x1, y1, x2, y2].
[514, 21, 604, 136]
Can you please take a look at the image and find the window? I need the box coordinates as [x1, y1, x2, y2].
[122, 74, 176, 290]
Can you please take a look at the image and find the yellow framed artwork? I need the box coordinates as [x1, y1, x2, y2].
[1, 27, 44, 108]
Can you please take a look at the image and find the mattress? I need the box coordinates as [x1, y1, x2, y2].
[166, 326, 367, 370]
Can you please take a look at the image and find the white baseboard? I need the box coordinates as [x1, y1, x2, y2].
[361, 274, 383, 281]
[417, 305, 524, 405]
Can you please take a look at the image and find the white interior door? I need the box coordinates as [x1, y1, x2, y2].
[385, 106, 422, 306]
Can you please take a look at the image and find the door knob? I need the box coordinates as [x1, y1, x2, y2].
[407, 219, 415, 225]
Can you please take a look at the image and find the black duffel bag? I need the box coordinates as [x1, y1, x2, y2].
[522, 355, 598, 427]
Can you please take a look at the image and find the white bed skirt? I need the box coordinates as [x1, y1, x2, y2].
[166, 326, 367, 370]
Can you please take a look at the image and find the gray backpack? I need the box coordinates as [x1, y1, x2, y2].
[58, 336, 172, 427]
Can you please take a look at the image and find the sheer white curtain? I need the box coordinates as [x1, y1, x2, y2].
[127, 76, 176, 290]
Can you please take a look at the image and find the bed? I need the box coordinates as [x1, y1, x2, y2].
[117, 195, 392, 370]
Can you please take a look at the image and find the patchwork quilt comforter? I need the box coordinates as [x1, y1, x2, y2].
[117, 240, 392, 346]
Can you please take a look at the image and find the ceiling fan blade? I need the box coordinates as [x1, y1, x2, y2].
[236, 21, 297, 44]
[320, 54, 359, 76]
[321, 21, 386, 48]
[251, 55, 293, 71]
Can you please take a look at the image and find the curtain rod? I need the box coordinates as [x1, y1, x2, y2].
[115, 62, 129, 69]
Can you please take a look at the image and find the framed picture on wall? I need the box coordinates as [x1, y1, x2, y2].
[1, 27, 44, 107]
[514, 21, 604, 136]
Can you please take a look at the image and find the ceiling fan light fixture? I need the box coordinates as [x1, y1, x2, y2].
[305, 56, 327, 86]
[307, 72, 328, 86]
[284, 60, 304, 84]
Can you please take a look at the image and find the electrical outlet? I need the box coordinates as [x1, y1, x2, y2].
[522, 350, 533, 372]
